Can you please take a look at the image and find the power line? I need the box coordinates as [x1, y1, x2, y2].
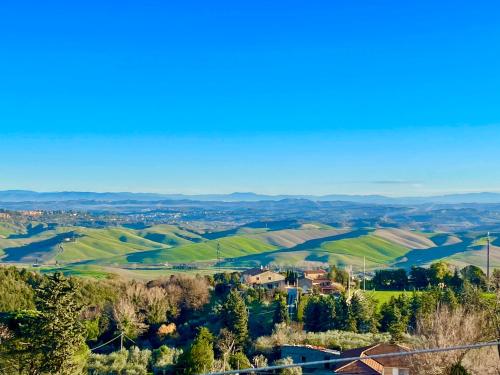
[203, 341, 500, 375]
[89, 334, 123, 351]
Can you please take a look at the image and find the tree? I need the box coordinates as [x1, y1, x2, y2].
[182, 327, 214, 374]
[409, 266, 430, 289]
[272, 357, 302, 375]
[349, 293, 378, 333]
[216, 328, 237, 370]
[492, 269, 500, 291]
[303, 295, 322, 332]
[228, 351, 251, 371]
[31, 272, 87, 374]
[460, 265, 487, 290]
[273, 296, 290, 326]
[429, 261, 452, 286]
[379, 294, 411, 341]
[221, 290, 249, 347]
[152, 345, 183, 374]
[333, 294, 349, 330]
[87, 346, 152, 375]
[328, 265, 349, 287]
[372, 269, 408, 290]
[448, 268, 463, 291]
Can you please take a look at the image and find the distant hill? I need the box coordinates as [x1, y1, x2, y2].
[2, 190, 500, 204]
[2, 219, 498, 272]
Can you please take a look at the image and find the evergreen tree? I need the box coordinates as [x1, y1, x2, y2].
[448, 268, 463, 291]
[273, 295, 290, 325]
[31, 272, 87, 374]
[228, 351, 251, 371]
[182, 327, 214, 374]
[303, 295, 322, 332]
[349, 293, 378, 333]
[318, 296, 336, 331]
[461, 265, 487, 290]
[379, 299, 408, 342]
[333, 294, 349, 330]
[221, 289, 249, 347]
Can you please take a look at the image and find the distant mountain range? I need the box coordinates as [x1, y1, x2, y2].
[2, 190, 500, 204]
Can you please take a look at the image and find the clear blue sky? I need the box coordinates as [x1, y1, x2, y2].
[1, 1, 500, 196]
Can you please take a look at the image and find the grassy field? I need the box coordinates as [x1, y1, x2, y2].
[3, 220, 500, 275]
[55, 227, 170, 262]
[365, 290, 419, 308]
[120, 236, 278, 264]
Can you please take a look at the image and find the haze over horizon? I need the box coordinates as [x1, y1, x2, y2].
[2, 1, 500, 195]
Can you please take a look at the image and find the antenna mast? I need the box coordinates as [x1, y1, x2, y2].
[487, 232, 491, 291]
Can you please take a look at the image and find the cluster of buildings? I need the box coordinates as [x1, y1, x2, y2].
[241, 267, 412, 373]
[281, 343, 410, 374]
[240, 267, 345, 295]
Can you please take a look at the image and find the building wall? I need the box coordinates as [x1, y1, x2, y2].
[246, 270, 285, 285]
[281, 346, 339, 374]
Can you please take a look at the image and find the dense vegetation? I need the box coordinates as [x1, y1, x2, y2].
[0, 261, 499, 374]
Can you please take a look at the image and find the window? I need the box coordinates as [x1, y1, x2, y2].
[268, 277, 272, 280]
[398, 369, 410, 375]
[256, 277, 259, 280]
[300, 356, 306, 362]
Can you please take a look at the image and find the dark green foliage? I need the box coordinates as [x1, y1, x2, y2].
[349, 293, 378, 333]
[273, 295, 290, 325]
[372, 269, 408, 290]
[228, 351, 251, 370]
[409, 266, 430, 289]
[221, 289, 249, 347]
[31, 272, 87, 374]
[0, 266, 37, 312]
[303, 295, 322, 332]
[285, 270, 298, 284]
[449, 363, 471, 375]
[328, 265, 349, 287]
[448, 268, 463, 290]
[379, 294, 411, 341]
[460, 265, 487, 289]
[304, 294, 350, 332]
[0, 272, 87, 374]
[181, 327, 214, 375]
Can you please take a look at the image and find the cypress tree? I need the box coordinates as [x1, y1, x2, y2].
[221, 289, 249, 347]
[31, 272, 86, 374]
[183, 327, 214, 374]
[273, 295, 290, 325]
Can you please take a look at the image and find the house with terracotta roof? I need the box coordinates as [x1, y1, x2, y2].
[279, 343, 410, 375]
[332, 343, 410, 375]
[240, 267, 286, 289]
[299, 269, 345, 295]
[303, 269, 328, 280]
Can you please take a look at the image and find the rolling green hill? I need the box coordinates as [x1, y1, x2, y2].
[94, 235, 279, 265]
[2, 221, 499, 274]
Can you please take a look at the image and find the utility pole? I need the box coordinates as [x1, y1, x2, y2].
[487, 232, 491, 292]
[120, 332, 124, 351]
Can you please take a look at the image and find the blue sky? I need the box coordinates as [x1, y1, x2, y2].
[1, 1, 500, 196]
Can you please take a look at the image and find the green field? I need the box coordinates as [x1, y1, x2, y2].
[365, 290, 419, 308]
[1, 220, 500, 278]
